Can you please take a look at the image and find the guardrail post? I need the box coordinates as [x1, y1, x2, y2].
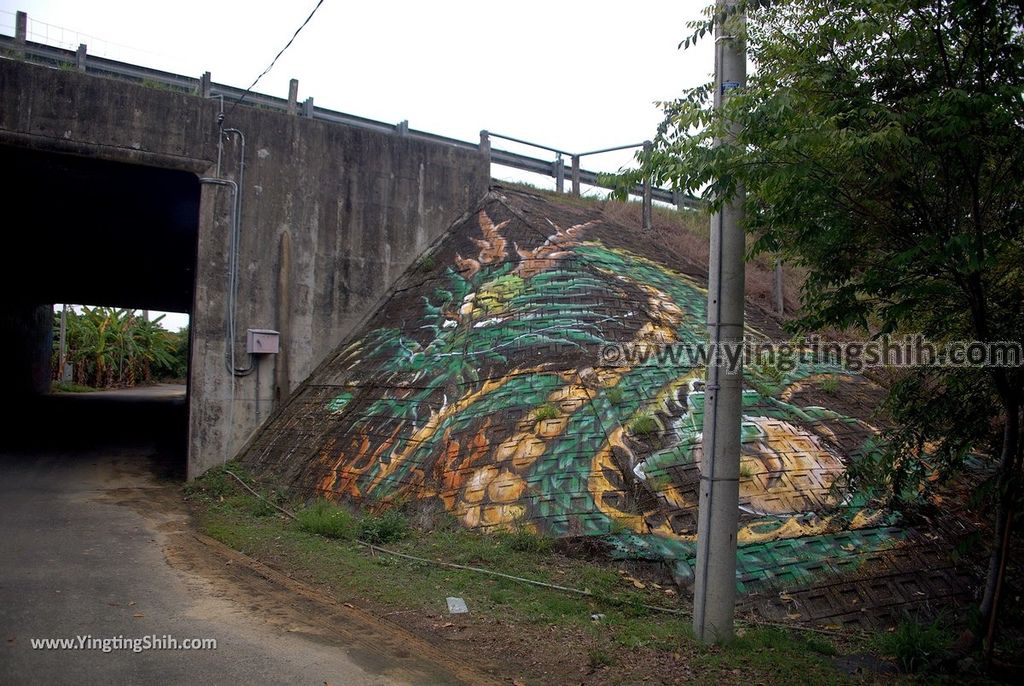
[302, 96, 314, 118]
[642, 140, 653, 230]
[673, 189, 685, 212]
[396, 120, 409, 137]
[199, 71, 212, 98]
[554, 154, 565, 193]
[15, 11, 26, 44]
[571, 155, 581, 197]
[287, 79, 299, 115]
[76, 43, 87, 72]
[772, 259, 785, 316]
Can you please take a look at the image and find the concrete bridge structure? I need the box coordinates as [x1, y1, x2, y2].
[0, 54, 488, 477]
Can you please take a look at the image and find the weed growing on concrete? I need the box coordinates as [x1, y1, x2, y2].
[628, 414, 659, 437]
[820, 376, 839, 395]
[534, 403, 559, 421]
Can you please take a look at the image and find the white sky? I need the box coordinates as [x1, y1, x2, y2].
[3, 1, 715, 331]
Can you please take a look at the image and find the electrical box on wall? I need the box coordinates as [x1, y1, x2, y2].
[246, 329, 280, 354]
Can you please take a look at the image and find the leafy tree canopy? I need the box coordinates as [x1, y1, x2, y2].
[620, 0, 1024, 645]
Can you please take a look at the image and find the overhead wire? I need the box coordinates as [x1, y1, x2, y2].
[225, 0, 327, 118]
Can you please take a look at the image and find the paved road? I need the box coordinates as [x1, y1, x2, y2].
[0, 393, 480, 685]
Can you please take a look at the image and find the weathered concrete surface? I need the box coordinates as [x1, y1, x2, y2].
[0, 394, 487, 685]
[0, 59, 489, 477]
[0, 304, 52, 396]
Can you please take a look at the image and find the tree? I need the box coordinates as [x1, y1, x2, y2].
[625, 0, 1024, 653]
[54, 307, 179, 387]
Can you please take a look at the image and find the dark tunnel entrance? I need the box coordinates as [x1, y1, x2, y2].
[0, 145, 200, 478]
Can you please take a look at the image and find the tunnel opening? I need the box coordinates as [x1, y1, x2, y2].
[0, 145, 200, 479]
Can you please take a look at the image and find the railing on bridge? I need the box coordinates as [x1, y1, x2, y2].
[1, 10, 700, 225]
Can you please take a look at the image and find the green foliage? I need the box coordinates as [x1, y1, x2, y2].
[605, 387, 625, 405]
[497, 525, 553, 554]
[156, 325, 190, 379]
[587, 646, 616, 668]
[51, 381, 96, 393]
[415, 254, 436, 273]
[819, 377, 839, 396]
[624, 0, 1024, 628]
[295, 500, 358, 540]
[534, 403, 560, 421]
[628, 414, 659, 437]
[184, 464, 247, 500]
[53, 307, 186, 388]
[877, 617, 949, 672]
[357, 509, 410, 544]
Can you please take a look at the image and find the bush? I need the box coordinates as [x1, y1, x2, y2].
[296, 500, 357, 539]
[358, 509, 410, 544]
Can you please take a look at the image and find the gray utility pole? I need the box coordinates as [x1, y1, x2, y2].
[694, 0, 746, 644]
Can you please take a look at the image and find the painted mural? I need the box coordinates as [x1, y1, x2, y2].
[242, 190, 906, 596]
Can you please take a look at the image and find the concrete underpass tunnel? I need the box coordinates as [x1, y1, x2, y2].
[0, 145, 200, 476]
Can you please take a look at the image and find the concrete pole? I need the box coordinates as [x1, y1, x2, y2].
[772, 259, 785, 316]
[642, 141, 653, 231]
[287, 79, 299, 115]
[554, 155, 565, 193]
[571, 155, 581, 197]
[76, 43, 87, 72]
[693, 0, 746, 644]
[15, 11, 26, 44]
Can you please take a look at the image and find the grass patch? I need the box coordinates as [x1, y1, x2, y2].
[605, 387, 625, 405]
[296, 500, 358, 539]
[587, 646, 616, 668]
[52, 381, 96, 393]
[497, 525, 553, 554]
[820, 376, 839, 395]
[876, 616, 949, 672]
[187, 465, 867, 684]
[692, 628, 850, 684]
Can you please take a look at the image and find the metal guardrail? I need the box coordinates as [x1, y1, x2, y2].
[0, 29, 700, 213]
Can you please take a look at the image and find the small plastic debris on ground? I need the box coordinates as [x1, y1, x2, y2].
[446, 596, 469, 614]
[590, 613, 606, 622]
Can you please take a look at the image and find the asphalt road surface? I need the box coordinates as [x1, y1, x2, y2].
[0, 389, 482, 685]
